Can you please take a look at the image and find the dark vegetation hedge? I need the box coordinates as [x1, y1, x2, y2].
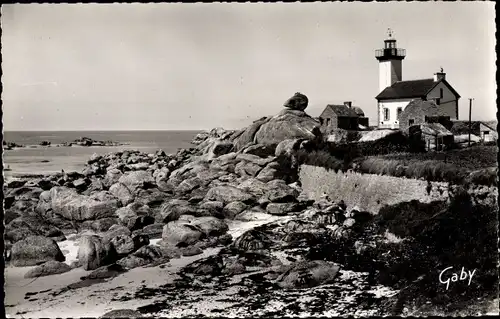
[301, 131, 426, 170]
[465, 167, 499, 187]
[308, 190, 498, 314]
[374, 190, 498, 312]
[321, 131, 426, 158]
[297, 135, 497, 186]
[295, 149, 345, 172]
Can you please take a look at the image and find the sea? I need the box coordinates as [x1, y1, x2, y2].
[3, 130, 201, 181]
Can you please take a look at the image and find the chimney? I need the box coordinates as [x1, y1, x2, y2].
[433, 67, 446, 82]
[344, 101, 352, 108]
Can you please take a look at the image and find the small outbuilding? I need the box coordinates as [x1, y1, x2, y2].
[319, 101, 369, 132]
[450, 120, 498, 143]
[408, 122, 454, 151]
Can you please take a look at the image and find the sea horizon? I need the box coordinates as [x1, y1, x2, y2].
[3, 129, 208, 133]
[3, 130, 202, 179]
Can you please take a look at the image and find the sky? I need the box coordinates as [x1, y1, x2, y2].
[1, 2, 496, 131]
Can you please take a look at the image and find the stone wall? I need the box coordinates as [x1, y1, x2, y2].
[298, 165, 450, 214]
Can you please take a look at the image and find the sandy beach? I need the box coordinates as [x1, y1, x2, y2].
[5, 215, 295, 318]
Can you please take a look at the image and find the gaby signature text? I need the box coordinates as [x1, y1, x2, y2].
[439, 266, 476, 290]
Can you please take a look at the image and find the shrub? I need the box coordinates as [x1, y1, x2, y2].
[295, 149, 343, 172]
[465, 167, 498, 187]
[358, 157, 404, 177]
[374, 200, 449, 238]
[275, 154, 299, 184]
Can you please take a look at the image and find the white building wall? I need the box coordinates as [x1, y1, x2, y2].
[480, 123, 498, 142]
[378, 98, 414, 129]
[379, 60, 402, 92]
[426, 81, 459, 119]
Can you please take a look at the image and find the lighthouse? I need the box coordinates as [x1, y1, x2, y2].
[374, 29, 460, 129]
[375, 28, 406, 93]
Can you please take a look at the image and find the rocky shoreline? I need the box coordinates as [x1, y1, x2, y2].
[4, 94, 498, 317]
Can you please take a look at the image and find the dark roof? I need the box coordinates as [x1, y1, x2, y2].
[420, 123, 453, 136]
[324, 104, 360, 117]
[376, 79, 436, 100]
[483, 120, 498, 131]
[376, 78, 461, 101]
[402, 100, 450, 117]
[352, 106, 365, 117]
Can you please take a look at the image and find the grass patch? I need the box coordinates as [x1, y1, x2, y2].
[377, 145, 497, 171]
[356, 156, 496, 186]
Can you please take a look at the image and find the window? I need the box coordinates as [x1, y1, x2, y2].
[397, 107, 403, 120]
[326, 118, 331, 126]
[384, 108, 390, 121]
[484, 131, 490, 135]
[440, 88, 444, 99]
[319, 118, 324, 125]
[436, 98, 441, 105]
[409, 119, 415, 126]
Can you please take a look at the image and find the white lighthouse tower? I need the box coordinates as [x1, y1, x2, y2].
[375, 29, 406, 93]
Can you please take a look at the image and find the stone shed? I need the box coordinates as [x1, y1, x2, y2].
[408, 122, 454, 151]
[399, 100, 452, 132]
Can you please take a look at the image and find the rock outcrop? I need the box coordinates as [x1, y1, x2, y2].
[231, 95, 321, 152]
[50, 187, 120, 222]
[276, 260, 341, 289]
[283, 92, 309, 111]
[77, 235, 117, 270]
[11, 236, 66, 267]
[254, 109, 322, 146]
[100, 309, 143, 318]
[24, 260, 72, 278]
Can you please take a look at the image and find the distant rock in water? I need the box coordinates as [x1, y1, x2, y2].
[284, 92, 309, 111]
[3, 141, 24, 150]
[39, 141, 51, 146]
[60, 137, 126, 147]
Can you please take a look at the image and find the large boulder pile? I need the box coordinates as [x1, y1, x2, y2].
[3, 96, 342, 277]
[192, 93, 321, 161]
[191, 127, 236, 145]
